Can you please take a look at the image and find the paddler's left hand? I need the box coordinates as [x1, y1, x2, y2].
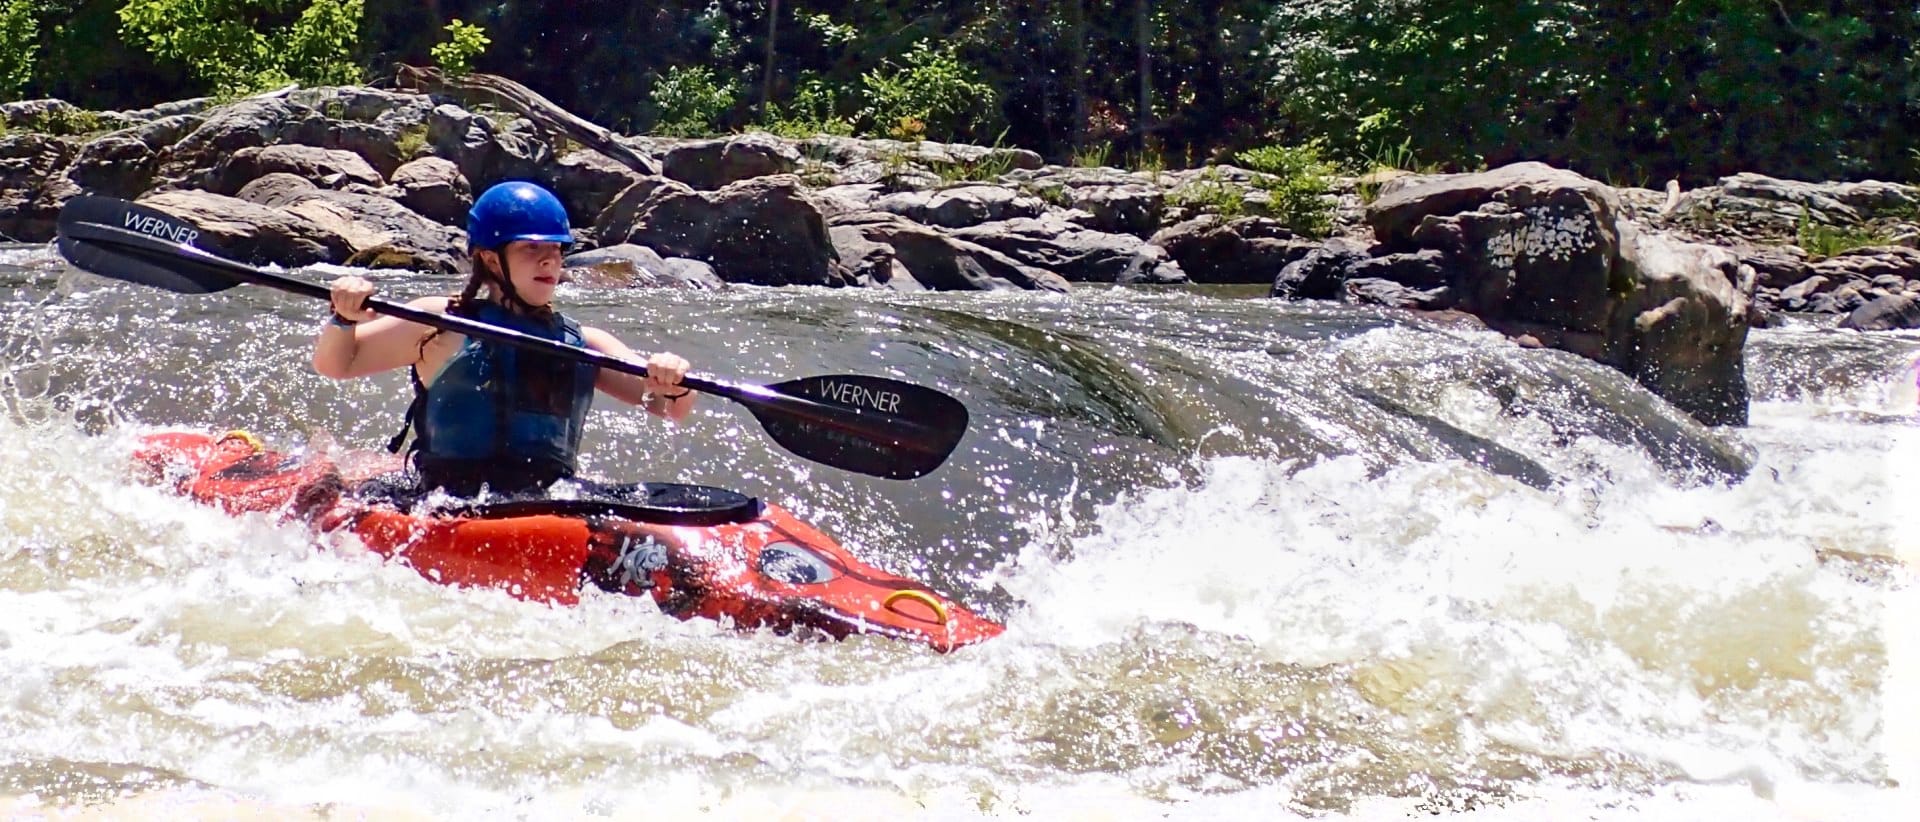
[643, 352, 691, 400]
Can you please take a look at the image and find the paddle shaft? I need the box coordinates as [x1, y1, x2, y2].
[122, 236, 909, 436]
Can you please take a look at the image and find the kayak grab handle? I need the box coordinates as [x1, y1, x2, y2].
[220, 430, 264, 452]
[882, 589, 950, 625]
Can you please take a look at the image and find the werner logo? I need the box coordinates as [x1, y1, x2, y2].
[122, 210, 200, 247]
[815, 380, 902, 413]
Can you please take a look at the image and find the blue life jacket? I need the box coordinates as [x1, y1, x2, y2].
[399, 301, 598, 494]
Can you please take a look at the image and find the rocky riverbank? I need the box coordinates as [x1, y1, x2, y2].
[6, 83, 1916, 427]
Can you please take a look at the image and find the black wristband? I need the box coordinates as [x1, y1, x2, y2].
[661, 389, 691, 400]
[328, 312, 359, 328]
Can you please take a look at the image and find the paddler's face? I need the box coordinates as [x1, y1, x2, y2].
[483, 241, 566, 306]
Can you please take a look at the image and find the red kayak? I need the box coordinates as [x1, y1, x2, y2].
[131, 430, 1004, 652]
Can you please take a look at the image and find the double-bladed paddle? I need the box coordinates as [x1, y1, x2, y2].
[54, 195, 968, 480]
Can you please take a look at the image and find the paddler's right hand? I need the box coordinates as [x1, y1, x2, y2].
[327, 275, 378, 324]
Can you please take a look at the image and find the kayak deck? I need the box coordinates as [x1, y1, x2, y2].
[132, 430, 1004, 652]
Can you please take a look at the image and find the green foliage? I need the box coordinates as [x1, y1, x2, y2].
[117, 0, 364, 98]
[763, 74, 854, 138]
[1167, 167, 1246, 218]
[1797, 208, 1890, 258]
[394, 121, 427, 160]
[430, 18, 487, 78]
[928, 131, 1018, 183]
[1267, 1, 1920, 184]
[649, 64, 739, 137]
[1238, 141, 1336, 237]
[860, 39, 994, 140]
[1072, 142, 1112, 169]
[0, 0, 39, 100]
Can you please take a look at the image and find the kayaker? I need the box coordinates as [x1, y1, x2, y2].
[311, 180, 696, 498]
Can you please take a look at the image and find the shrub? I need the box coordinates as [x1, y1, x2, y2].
[860, 39, 993, 141]
[0, 0, 38, 100]
[117, 0, 364, 98]
[649, 65, 739, 137]
[1238, 142, 1336, 237]
[1167, 167, 1246, 218]
[430, 19, 489, 78]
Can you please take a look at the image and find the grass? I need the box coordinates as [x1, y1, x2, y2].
[1797, 207, 1891, 258]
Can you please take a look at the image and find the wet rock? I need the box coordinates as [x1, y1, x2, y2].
[1367, 162, 1754, 426]
[598, 175, 847, 287]
[1151, 214, 1320, 284]
[1272, 239, 1367, 300]
[949, 215, 1186, 284]
[563, 244, 726, 290]
[1839, 294, 1920, 331]
[831, 210, 1069, 292]
[0, 133, 79, 240]
[829, 224, 924, 291]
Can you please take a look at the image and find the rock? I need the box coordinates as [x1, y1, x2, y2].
[1809, 246, 1920, 284]
[661, 133, 800, 190]
[1272, 239, 1367, 300]
[872, 184, 1049, 229]
[829, 224, 924, 291]
[63, 114, 202, 200]
[598, 175, 847, 287]
[1342, 278, 1452, 311]
[425, 103, 552, 194]
[214, 144, 383, 195]
[551, 148, 647, 230]
[1365, 162, 1754, 426]
[948, 215, 1186, 284]
[831, 210, 1069, 292]
[1151, 214, 1321, 284]
[1348, 249, 1449, 289]
[227, 175, 467, 274]
[563, 244, 726, 290]
[1777, 275, 1829, 311]
[1739, 245, 1814, 290]
[389, 157, 472, 226]
[0, 133, 79, 240]
[1839, 294, 1920, 331]
[135, 189, 350, 266]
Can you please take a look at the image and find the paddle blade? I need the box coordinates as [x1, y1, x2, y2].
[56, 195, 238, 294]
[752, 375, 969, 480]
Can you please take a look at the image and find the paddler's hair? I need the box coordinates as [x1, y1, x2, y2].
[418, 248, 557, 359]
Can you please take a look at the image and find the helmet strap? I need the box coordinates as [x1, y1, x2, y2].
[481, 249, 550, 318]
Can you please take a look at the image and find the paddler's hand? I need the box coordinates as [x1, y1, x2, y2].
[643, 352, 691, 399]
[327, 275, 378, 324]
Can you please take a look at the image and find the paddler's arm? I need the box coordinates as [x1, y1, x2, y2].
[312, 276, 441, 380]
[581, 326, 698, 422]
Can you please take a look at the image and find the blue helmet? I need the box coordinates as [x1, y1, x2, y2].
[467, 181, 573, 251]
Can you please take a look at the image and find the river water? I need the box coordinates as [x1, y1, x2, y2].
[1, 241, 1915, 819]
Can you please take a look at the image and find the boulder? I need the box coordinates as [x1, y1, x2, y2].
[831, 211, 1069, 292]
[389, 157, 472, 226]
[1366, 162, 1754, 425]
[661, 133, 800, 191]
[596, 175, 847, 287]
[949, 215, 1185, 284]
[563, 244, 726, 290]
[1151, 215, 1321, 284]
[872, 185, 1048, 229]
[214, 144, 383, 195]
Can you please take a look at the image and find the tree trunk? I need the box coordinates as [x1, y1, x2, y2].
[1069, 0, 1086, 150]
[763, 0, 780, 116]
[1135, 0, 1152, 151]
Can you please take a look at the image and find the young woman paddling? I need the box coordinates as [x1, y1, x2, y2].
[312, 180, 696, 498]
